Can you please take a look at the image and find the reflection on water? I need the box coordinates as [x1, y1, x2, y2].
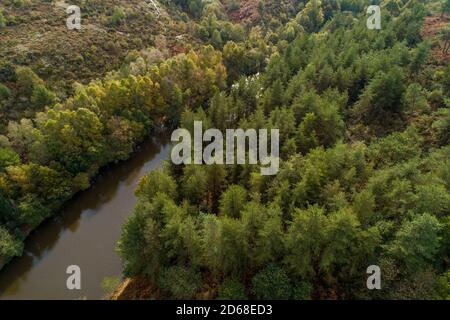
[0, 134, 170, 300]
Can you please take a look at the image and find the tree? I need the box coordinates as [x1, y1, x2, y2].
[108, 6, 127, 26]
[409, 41, 431, 75]
[268, 108, 296, 143]
[437, 270, 450, 300]
[219, 185, 248, 218]
[15, 66, 43, 98]
[201, 215, 223, 276]
[253, 205, 284, 267]
[0, 226, 22, 259]
[211, 29, 223, 49]
[160, 204, 202, 266]
[174, 0, 204, 18]
[442, 0, 450, 18]
[355, 67, 406, 124]
[443, 62, 450, 96]
[0, 11, 6, 28]
[0, 190, 16, 224]
[217, 278, 247, 300]
[403, 83, 429, 112]
[205, 164, 227, 213]
[7, 119, 38, 160]
[296, 102, 344, 154]
[0, 147, 20, 171]
[284, 206, 328, 278]
[284, 204, 380, 296]
[324, 208, 379, 280]
[368, 126, 422, 168]
[118, 209, 162, 279]
[182, 166, 208, 207]
[0, 83, 10, 100]
[432, 108, 450, 146]
[0, 63, 16, 83]
[322, 0, 340, 20]
[263, 79, 284, 113]
[251, 264, 293, 300]
[388, 214, 442, 273]
[37, 108, 104, 174]
[31, 84, 56, 109]
[298, 0, 324, 33]
[440, 26, 450, 54]
[16, 195, 52, 227]
[136, 170, 177, 201]
[219, 216, 248, 276]
[223, 42, 246, 84]
[105, 116, 141, 161]
[201, 215, 247, 277]
[7, 163, 72, 209]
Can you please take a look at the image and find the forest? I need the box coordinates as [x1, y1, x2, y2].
[1, 0, 450, 300]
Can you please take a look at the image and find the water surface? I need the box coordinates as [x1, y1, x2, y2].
[0, 135, 170, 300]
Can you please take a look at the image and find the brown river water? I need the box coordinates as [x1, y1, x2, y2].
[0, 135, 171, 300]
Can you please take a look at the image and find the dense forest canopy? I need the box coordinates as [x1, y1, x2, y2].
[0, 0, 449, 300]
[118, 0, 450, 300]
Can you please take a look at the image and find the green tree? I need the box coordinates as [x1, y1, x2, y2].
[432, 108, 450, 146]
[15, 66, 43, 98]
[0, 226, 22, 259]
[31, 85, 56, 109]
[202, 215, 247, 277]
[251, 264, 293, 300]
[0, 83, 10, 100]
[118, 208, 161, 279]
[7, 119, 38, 160]
[211, 29, 223, 49]
[0, 63, 16, 83]
[440, 26, 450, 54]
[442, 0, 450, 17]
[182, 166, 208, 207]
[217, 278, 247, 300]
[403, 83, 429, 112]
[0, 147, 20, 171]
[108, 6, 127, 26]
[219, 185, 248, 218]
[298, 0, 325, 32]
[284, 206, 328, 278]
[0, 11, 6, 28]
[355, 67, 406, 123]
[37, 108, 104, 174]
[136, 170, 177, 201]
[206, 164, 227, 213]
[388, 213, 442, 273]
[0, 191, 16, 224]
[409, 41, 431, 75]
[223, 42, 246, 84]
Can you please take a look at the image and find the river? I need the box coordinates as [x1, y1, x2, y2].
[0, 135, 171, 300]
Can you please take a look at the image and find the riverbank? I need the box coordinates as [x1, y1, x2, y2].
[0, 131, 164, 273]
[110, 277, 154, 300]
[0, 135, 171, 299]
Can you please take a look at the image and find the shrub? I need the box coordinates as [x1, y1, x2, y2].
[108, 6, 127, 26]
